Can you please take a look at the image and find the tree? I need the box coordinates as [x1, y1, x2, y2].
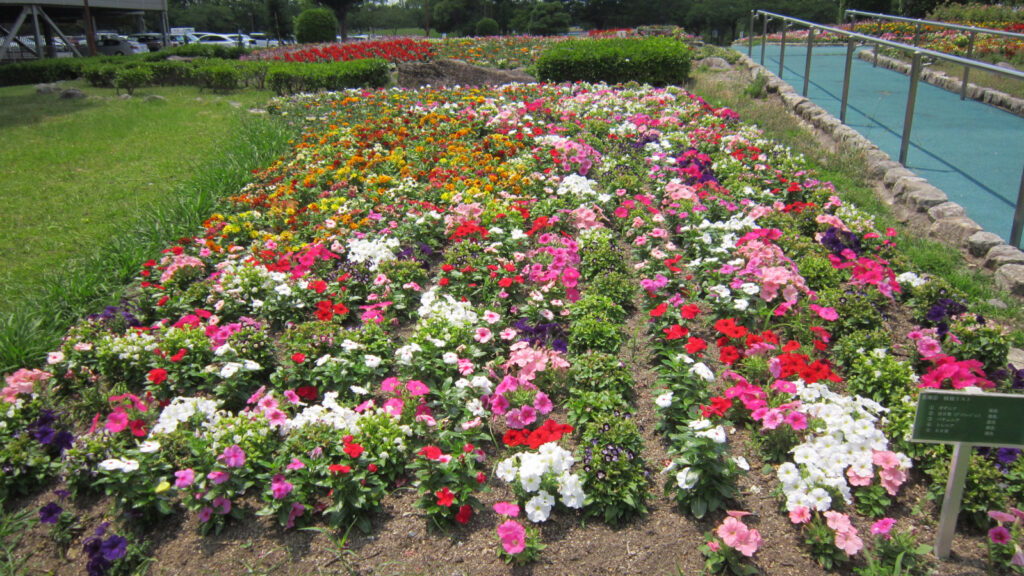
[320, 0, 363, 40]
[295, 7, 338, 42]
[266, 0, 295, 39]
[432, 0, 482, 35]
[510, 2, 570, 35]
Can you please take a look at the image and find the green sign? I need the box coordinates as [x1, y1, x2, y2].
[912, 389, 1024, 448]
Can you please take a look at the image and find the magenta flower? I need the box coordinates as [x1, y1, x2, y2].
[286, 458, 306, 471]
[212, 496, 231, 514]
[198, 506, 213, 523]
[271, 474, 294, 500]
[989, 526, 1012, 545]
[218, 444, 246, 468]
[497, 520, 526, 554]
[518, 404, 537, 426]
[405, 380, 429, 396]
[105, 409, 129, 434]
[207, 470, 230, 485]
[493, 502, 520, 517]
[174, 468, 195, 488]
[533, 392, 553, 415]
[286, 502, 305, 529]
[870, 518, 896, 539]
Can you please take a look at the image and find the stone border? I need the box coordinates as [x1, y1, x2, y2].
[857, 49, 1024, 118]
[734, 52, 1024, 296]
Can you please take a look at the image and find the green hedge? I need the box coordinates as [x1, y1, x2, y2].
[535, 37, 692, 86]
[0, 59, 85, 87]
[266, 58, 389, 95]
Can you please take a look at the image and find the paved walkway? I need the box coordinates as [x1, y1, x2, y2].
[736, 43, 1024, 246]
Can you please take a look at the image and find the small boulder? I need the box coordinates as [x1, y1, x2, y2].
[35, 83, 61, 94]
[59, 88, 86, 99]
[145, 94, 167, 102]
[696, 57, 731, 70]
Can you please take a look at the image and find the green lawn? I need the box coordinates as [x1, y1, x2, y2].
[0, 81, 274, 296]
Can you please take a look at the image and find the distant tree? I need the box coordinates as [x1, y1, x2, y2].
[295, 7, 338, 42]
[685, 0, 746, 43]
[510, 1, 570, 35]
[320, 0, 363, 40]
[266, 0, 295, 38]
[433, 0, 482, 35]
[475, 16, 499, 35]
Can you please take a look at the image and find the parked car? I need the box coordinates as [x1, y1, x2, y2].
[196, 33, 243, 47]
[248, 33, 279, 48]
[167, 33, 199, 46]
[94, 35, 147, 55]
[223, 33, 257, 48]
[129, 33, 164, 52]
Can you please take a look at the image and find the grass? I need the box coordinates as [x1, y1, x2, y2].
[927, 59, 1024, 99]
[0, 80, 292, 372]
[689, 59, 1024, 334]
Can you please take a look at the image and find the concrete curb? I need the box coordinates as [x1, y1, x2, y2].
[734, 52, 1024, 296]
[857, 49, 1024, 119]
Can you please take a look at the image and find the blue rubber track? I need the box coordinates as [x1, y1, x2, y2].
[735, 43, 1024, 247]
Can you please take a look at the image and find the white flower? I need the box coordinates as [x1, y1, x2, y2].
[274, 283, 292, 297]
[676, 467, 700, 490]
[525, 491, 554, 522]
[654, 391, 673, 408]
[691, 362, 715, 382]
[364, 355, 382, 369]
[219, 362, 242, 379]
[733, 456, 750, 471]
[442, 352, 459, 364]
[777, 462, 800, 487]
[495, 458, 518, 482]
[688, 418, 713, 431]
[243, 360, 261, 371]
[696, 425, 727, 444]
[520, 473, 542, 493]
[350, 386, 368, 395]
[138, 441, 161, 453]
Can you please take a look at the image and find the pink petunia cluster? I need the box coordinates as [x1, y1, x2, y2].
[715, 513, 763, 557]
[1, 368, 51, 403]
[918, 354, 993, 390]
[824, 511, 863, 555]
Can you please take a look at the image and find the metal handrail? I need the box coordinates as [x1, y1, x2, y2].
[750, 10, 1024, 248]
[845, 9, 1024, 42]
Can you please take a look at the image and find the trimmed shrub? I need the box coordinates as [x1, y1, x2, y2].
[295, 8, 339, 44]
[82, 63, 119, 87]
[535, 37, 692, 86]
[157, 43, 248, 60]
[193, 62, 242, 91]
[114, 65, 154, 95]
[474, 18, 499, 37]
[0, 58, 84, 86]
[265, 58, 389, 95]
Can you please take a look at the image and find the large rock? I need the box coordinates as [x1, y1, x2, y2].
[928, 217, 983, 247]
[696, 57, 731, 70]
[995, 264, 1024, 296]
[59, 88, 86, 99]
[985, 245, 1024, 269]
[967, 231, 1005, 258]
[927, 201, 966, 221]
[397, 59, 535, 89]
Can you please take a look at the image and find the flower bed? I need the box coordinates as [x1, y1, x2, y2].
[3, 79, 1024, 574]
[248, 37, 437, 64]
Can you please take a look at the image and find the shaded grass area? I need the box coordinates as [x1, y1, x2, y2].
[689, 60, 1024, 341]
[0, 81, 292, 372]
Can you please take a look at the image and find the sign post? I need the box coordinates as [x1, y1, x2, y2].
[911, 389, 1024, 559]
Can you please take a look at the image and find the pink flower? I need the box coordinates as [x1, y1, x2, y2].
[271, 474, 293, 500]
[788, 506, 811, 524]
[493, 502, 520, 517]
[825, 511, 853, 533]
[381, 377, 400, 393]
[174, 468, 195, 488]
[405, 380, 430, 396]
[286, 458, 306, 471]
[286, 502, 305, 529]
[834, 530, 864, 555]
[198, 506, 213, 523]
[761, 409, 784, 430]
[989, 526, 1012, 544]
[518, 404, 537, 426]
[284, 390, 302, 404]
[490, 394, 509, 416]
[879, 467, 907, 496]
[500, 328, 518, 340]
[218, 445, 246, 468]
[717, 516, 749, 548]
[533, 392, 553, 414]
[105, 409, 129, 434]
[474, 328, 493, 343]
[870, 518, 896, 539]
[784, 411, 807, 430]
[614, 206, 629, 218]
[497, 520, 526, 554]
[483, 310, 501, 324]
[246, 386, 266, 406]
[846, 468, 874, 487]
[383, 397, 404, 417]
[809, 304, 839, 321]
[989, 510, 1017, 524]
[213, 496, 231, 514]
[707, 540, 720, 552]
[207, 470, 230, 485]
[734, 528, 762, 557]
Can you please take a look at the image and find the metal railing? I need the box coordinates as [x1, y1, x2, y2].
[845, 9, 1024, 100]
[747, 10, 1024, 247]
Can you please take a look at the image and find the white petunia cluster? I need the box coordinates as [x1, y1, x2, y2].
[417, 288, 479, 327]
[555, 174, 600, 198]
[150, 397, 223, 435]
[777, 381, 909, 513]
[346, 237, 400, 270]
[494, 442, 585, 521]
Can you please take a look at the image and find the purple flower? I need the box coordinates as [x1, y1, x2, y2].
[100, 535, 127, 561]
[39, 502, 63, 524]
[990, 526, 1012, 545]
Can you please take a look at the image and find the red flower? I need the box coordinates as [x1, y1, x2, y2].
[663, 324, 688, 340]
[503, 430, 527, 447]
[436, 486, 455, 507]
[719, 345, 741, 365]
[169, 349, 187, 363]
[476, 472, 487, 484]
[329, 464, 351, 475]
[291, 353, 306, 364]
[367, 463, 378, 473]
[418, 445, 443, 460]
[343, 442, 364, 459]
[455, 504, 472, 524]
[649, 303, 667, 318]
[295, 386, 318, 401]
[679, 304, 701, 319]
[714, 318, 748, 339]
[685, 337, 707, 355]
[129, 419, 147, 437]
[700, 396, 732, 418]
[147, 368, 168, 385]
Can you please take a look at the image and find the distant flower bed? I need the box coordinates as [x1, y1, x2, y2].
[436, 36, 563, 69]
[249, 37, 436, 63]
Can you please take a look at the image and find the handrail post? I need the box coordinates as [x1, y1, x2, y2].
[803, 28, 815, 97]
[779, 22, 787, 78]
[914, 22, 921, 46]
[900, 51, 923, 165]
[961, 30, 975, 101]
[761, 14, 769, 66]
[840, 35, 855, 124]
[873, 20, 880, 67]
[1010, 164, 1024, 248]
[748, 11, 754, 57]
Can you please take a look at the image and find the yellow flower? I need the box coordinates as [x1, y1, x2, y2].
[155, 480, 171, 494]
